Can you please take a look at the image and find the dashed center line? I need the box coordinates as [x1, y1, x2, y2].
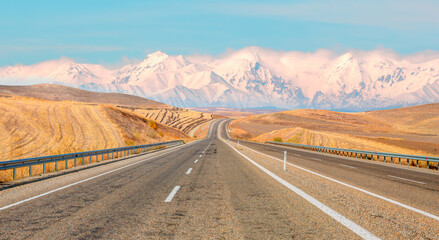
[311, 157, 322, 161]
[194, 159, 198, 163]
[164, 186, 180, 202]
[388, 175, 426, 185]
[186, 168, 193, 175]
[199, 155, 202, 157]
[339, 164, 356, 169]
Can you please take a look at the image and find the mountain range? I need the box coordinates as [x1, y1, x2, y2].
[1, 47, 438, 111]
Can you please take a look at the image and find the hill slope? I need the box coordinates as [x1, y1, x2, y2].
[0, 96, 189, 164]
[230, 103, 439, 157]
[0, 84, 217, 134]
[0, 84, 166, 107]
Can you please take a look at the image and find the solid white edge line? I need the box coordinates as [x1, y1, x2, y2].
[312, 157, 322, 161]
[194, 159, 198, 163]
[164, 186, 181, 202]
[233, 137, 439, 222]
[388, 175, 426, 185]
[199, 155, 202, 157]
[220, 136, 379, 240]
[340, 164, 356, 169]
[0, 143, 190, 211]
[186, 168, 193, 175]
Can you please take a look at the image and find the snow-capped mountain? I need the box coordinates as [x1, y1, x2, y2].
[1, 47, 438, 111]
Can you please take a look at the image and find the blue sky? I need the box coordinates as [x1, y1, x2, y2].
[1, 0, 438, 66]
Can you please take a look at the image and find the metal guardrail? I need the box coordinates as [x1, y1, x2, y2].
[0, 140, 184, 180]
[266, 141, 439, 170]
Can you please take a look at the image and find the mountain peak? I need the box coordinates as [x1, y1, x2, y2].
[146, 50, 168, 59]
[138, 51, 170, 67]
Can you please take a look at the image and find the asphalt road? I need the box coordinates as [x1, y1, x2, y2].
[0, 119, 438, 239]
[222, 120, 439, 216]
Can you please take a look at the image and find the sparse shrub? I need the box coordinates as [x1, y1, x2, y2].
[149, 120, 158, 130]
[274, 137, 283, 142]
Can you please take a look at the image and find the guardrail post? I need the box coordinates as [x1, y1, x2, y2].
[43, 163, 46, 174]
[29, 166, 32, 176]
[74, 158, 77, 167]
[13, 168, 16, 180]
[65, 160, 68, 169]
[82, 157, 85, 165]
[427, 161, 430, 169]
[399, 158, 401, 165]
[55, 161, 58, 171]
[416, 160, 419, 168]
[97, 154, 99, 162]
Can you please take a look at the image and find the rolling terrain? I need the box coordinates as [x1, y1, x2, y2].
[133, 107, 219, 135]
[0, 84, 166, 108]
[229, 103, 439, 157]
[0, 84, 219, 136]
[0, 93, 192, 182]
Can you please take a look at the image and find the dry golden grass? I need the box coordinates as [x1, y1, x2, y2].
[133, 107, 216, 134]
[253, 127, 435, 156]
[364, 103, 439, 135]
[230, 103, 439, 158]
[0, 96, 190, 182]
[191, 120, 213, 139]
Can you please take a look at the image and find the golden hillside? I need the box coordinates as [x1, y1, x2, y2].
[230, 103, 439, 157]
[0, 96, 189, 162]
[0, 84, 220, 136]
[133, 107, 219, 134]
[0, 84, 166, 107]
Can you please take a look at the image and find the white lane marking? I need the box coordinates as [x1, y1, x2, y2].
[234, 140, 439, 221]
[340, 164, 356, 169]
[312, 157, 322, 161]
[0, 144, 189, 211]
[388, 175, 426, 185]
[294, 153, 301, 157]
[164, 186, 181, 202]
[194, 159, 198, 163]
[221, 138, 379, 240]
[199, 155, 202, 157]
[202, 151, 205, 153]
[186, 168, 193, 175]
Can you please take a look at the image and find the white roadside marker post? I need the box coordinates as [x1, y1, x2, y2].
[283, 151, 287, 171]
